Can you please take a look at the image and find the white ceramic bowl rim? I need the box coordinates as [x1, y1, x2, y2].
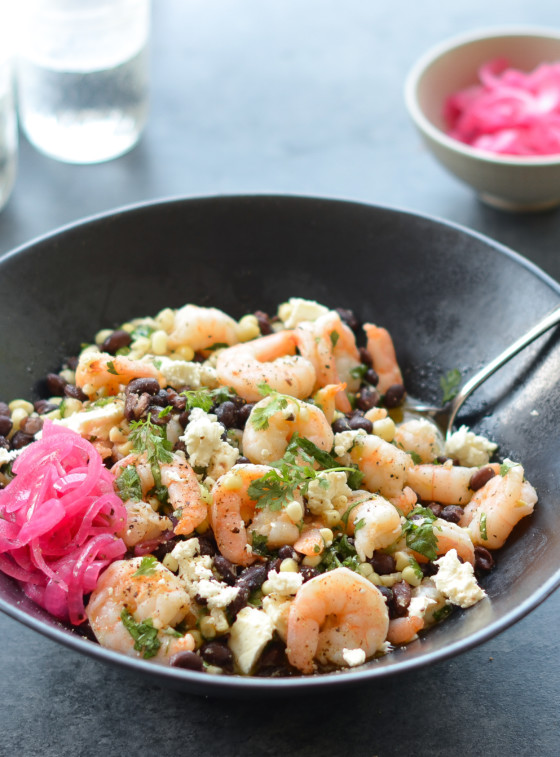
[404, 25, 560, 167]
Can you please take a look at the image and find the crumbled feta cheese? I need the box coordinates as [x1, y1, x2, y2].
[55, 399, 124, 437]
[407, 594, 437, 619]
[265, 569, 303, 596]
[433, 549, 487, 608]
[277, 297, 330, 329]
[196, 579, 240, 609]
[181, 408, 226, 468]
[306, 470, 352, 515]
[147, 355, 204, 390]
[333, 429, 367, 460]
[0, 447, 20, 466]
[444, 425, 497, 467]
[170, 537, 240, 607]
[262, 594, 291, 641]
[228, 607, 275, 675]
[342, 648, 366, 667]
[410, 579, 448, 625]
[207, 440, 240, 481]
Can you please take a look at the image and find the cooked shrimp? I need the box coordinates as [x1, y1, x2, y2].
[167, 304, 239, 352]
[112, 452, 206, 543]
[216, 330, 316, 402]
[393, 419, 444, 463]
[387, 615, 424, 645]
[344, 493, 403, 561]
[210, 464, 277, 565]
[390, 486, 417, 516]
[349, 433, 412, 500]
[295, 311, 361, 412]
[406, 463, 476, 506]
[76, 351, 165, 398]
[433, 518, 475, 565]
[313, 382, 347, 424]
[286, 567, 389, 673]
[460, 462, 537, 549]
[242, 395, 333, 464]
[363, 323, 404, 394]
[86, 558, 195, 662]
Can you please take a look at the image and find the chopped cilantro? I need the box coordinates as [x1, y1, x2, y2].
[432, 604, 453, 623]
[349, 363, 368, 381]
[115, 464, 143, 503]
[158, 405, 173, 418]
[130, 324, 155, 341]
[479, 512, 488, 541]
[407, 450, 423, 465]
[402, 506, 439, 561]
[440, 368, 461, 404]
[133, 555, 158, 577]
[120, 609, 161, 659]
[106, 360, 119, 376]
[206, 342, 229, 352]
[250, 531, 272, 557]
[353, 517, 366, 532]
[329, 331, 340, 348]
[320, 534, 360, 573]
[88, 397, 114, 409]
[251, 389, 290, 431]
[129, 416, 173, 465]
[408, 555, 424, 581]
[182, 389, 214, 413]
[58, 399, 67, 418]
[500, 460, 517, 477]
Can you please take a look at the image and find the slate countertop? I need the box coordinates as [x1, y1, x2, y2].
[1, 3, 558, 755]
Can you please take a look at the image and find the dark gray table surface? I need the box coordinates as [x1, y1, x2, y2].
[1, 2, 559, 755]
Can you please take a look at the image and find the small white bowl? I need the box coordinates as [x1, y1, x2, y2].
[405, 27, 560, 212]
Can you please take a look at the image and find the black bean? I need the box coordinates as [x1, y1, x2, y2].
[474, 546, 495, 574]
[355, 387, 380, 412]
[0, 416, 12, 437]
[19, 415, 43, 435]
[364, 368, 379, 387]
[368, 551, 396, 575]
[391, 580, 411, 618]
[236, 403, 254, 428]
[170, 651, 204, 671]
[0, 402, 10, 416]
[254, 310, 273, 336]
[436, 455, 453, 465]
[440, 505, 463, 524]
[427, 502, 443, 518]
[125, 391, 151, 422]
[236, 456, 250, 465]
[178, 410, 190, 428]
[348, 413, 373, 433]
[267, 557, 283, 573]
[46, 373, 68, 396]
[166, 389, 186, 412]
[10, 431, 35, 450]
[237, 564, 268, 593]
[332, 416, 351, 433]
[152, 536, 181, 562]
[197, 535, 218, 557]
[148, 407, 171, 426]
[101, 329, 132, 354]
[227, 585, 250, 619]
[200, 641, 233, 669]
[215, 401, 238, 429]
[34, 399, 59, 415]
[66, 356, 79, 371]
[213, 555, 237, 586]
[299, 565, 320, 582]
[256, 642, 292, 676]
[150, 389, 171, 407]
[278, 545, 298, 561]
[335, 307, 359, 332]
[64, 384, 88, 401]
[469, 466, 496, 491]
[420, 562, 438, 577]
[126, 377, 161, 396]
[358, 347, 372, 367]
[384, 383, 406, 408]
[376, 585, 393, 605]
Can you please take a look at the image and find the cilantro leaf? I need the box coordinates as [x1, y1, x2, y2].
[349, 363, 368, 381]
[250, 531, 272, 557]
[402, 506, 439, 561]
[250, 391, 289, 431]
[115, 464, 143, 502]
[130, 324, 155, 341]
[133, 555, 158, 577]
[479, 512, 488, 541]
[182, 389, 214, 413]
[129, 416, 173, 465]
[432, 604, 453, 623]
[440, 368, 461, 404]
[320, 534, 360, 573]
[120, 609, 161, 658]
[499, 460, 517, 477]
[106, 360, 119, 376]
[329, 331, 340, 348]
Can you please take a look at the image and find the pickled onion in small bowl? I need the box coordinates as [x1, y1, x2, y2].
[0, 422, 126, 625]
[445, 58, 560, 156]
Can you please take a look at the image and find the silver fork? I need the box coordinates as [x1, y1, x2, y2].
[405, 303, 560, 439]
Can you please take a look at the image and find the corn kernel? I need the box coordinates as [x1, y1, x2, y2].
[302, 555, 322, 568]
[199, 616, 217, 640]
[95, 328, 113, 346]
[394, 550, 412, 572]
[323, 509, 342, 528]
[373, 417, 396, 442]
[379, 572, 403, 587]
[9, 399, 34, 415]
[358, 563, 374, 578]
[155, 307, 175, 332]
[115, 441, 133, 457]
[109, 426, 128, 443]
[59, 369, 76, 384]
[279, 558, 299, 573]
[285, 500, 303, 523]
[368, 572, 382, 585]
[173, 345, 195, 361]
[150, 329, 168, 355]
[130, 336, 151, 354]
[364, 407, 388, 423]
[212, 610, 230, 634]
[195, 519, 210, 535]
[10, 407, 28, 431]
[120, 322, 135, 334]
[61, 398, 82, 417]
[236, 314, 260, 342]
[261, 580, 273, 595]
[402, 565, 423, 587]
[319, 528, 334, 547]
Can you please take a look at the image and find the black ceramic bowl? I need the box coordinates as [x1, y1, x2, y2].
[1, 195, 559, 696]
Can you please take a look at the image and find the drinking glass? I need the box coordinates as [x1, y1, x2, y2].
[17, 0, 151, 164]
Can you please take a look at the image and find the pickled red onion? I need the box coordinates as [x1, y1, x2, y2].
[0, 422, 126, 625]
[444, 58, 560, 156]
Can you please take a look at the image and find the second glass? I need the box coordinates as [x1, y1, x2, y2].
[17, 0, 150, 164]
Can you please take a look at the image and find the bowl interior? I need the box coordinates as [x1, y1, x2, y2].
[1, 195, 560, 695]
[413, 31, 560, 133]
